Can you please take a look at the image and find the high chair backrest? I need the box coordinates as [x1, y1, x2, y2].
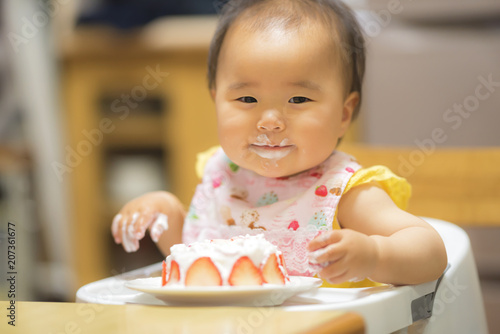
[339, 144, 500, 227]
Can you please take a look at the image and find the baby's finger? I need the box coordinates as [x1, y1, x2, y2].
[321, 268, 350, 284]
[150, 213, 169, 242]
[121, 216, 139, 252]
[308, 243, 346, 264]
[308, 230, 342, 251]
[111, 214, 123, 244]
[136, 211, 156, 239]
[319, 258, 350, 284]
[126, 213, 139, 239]
[120, 215, 131, 251]
[122, 236, 139, 252]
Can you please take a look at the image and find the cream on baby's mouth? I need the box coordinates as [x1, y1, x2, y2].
[248, 143, 296, 160]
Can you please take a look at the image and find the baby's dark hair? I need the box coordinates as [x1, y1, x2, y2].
[207, 0, 366, 119]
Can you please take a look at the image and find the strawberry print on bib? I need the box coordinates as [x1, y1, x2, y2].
[183, 148, 361, 276]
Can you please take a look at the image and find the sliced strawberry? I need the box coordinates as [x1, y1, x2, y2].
[165, 260, 180, 285]
[278, 253, 285, 267]
[185, 257, 222, 286]
[262, 253, 286, 285]
[278, 253, 290, 282]
[228, 256, 263, 286]
[162, 260, 167, 286]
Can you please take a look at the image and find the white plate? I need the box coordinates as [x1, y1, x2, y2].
[124, 276, 322, 306]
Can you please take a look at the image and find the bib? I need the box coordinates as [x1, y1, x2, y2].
[183, 148, 361, 276]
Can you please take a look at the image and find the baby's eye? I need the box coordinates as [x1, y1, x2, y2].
[288, 96, 311, 104]
[237, 96, 258, 103]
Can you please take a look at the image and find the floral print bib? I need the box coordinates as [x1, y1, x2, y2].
[183, 148, 361, 276]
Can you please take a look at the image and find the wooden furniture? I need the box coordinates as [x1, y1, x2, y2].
[0, 301, 365, 334]
[339, 144, 500, 226]
[339, 143, 500, 334]
[61, 18, 220, 292]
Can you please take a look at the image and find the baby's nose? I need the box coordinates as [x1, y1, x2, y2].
[257, 109, 285, 132]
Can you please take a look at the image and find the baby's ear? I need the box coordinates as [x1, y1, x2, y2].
[340, 92, 359, 134]
[210, 88, 216, 100]
[343, 92, 359, 122]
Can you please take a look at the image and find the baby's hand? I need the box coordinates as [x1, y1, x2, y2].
[111, 192, 171, 252]
[308, 229, 379, 284]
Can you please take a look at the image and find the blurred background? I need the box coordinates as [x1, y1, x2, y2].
[0, 0, 499, 330]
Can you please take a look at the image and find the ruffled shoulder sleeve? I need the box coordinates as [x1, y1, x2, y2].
[195, 146, 221, 179]
[343, 165, 411, 210]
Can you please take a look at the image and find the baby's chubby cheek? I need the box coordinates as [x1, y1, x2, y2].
[220, 141, 254, 165]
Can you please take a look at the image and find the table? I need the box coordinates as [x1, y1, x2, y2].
[0, 301, 364, 334]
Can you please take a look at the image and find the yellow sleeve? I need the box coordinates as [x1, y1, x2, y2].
[195, 146, 220, 179]
[332, 165, 411, 230]
[344, 165, 411, 210]
[323, 166, 411, 288]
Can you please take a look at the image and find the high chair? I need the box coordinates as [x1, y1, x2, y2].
[76, 145, 497, 333]
[328, 144, 497, 333]
[283, 217, 488, 333]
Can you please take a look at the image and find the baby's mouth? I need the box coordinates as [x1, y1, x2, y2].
[249, 141, 296, 160]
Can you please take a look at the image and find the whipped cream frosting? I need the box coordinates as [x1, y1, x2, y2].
[165, 234, 286, 285]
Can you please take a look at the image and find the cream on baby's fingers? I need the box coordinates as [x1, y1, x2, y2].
[112, 210, 169, 251]
[121, 213, 140, 252]
[111, 213, 122, 243]
[150, 213, 169, 242]
[308, 247, 331, 270]
[308, 247, 329, 263]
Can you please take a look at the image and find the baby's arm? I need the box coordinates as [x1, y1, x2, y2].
[111, 191, 186, 256]
[309, 182, 448, 285]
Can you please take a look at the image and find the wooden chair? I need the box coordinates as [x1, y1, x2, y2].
[339, 143, 500, 227]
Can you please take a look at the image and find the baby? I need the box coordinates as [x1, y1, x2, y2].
[111, 0, 447, 287]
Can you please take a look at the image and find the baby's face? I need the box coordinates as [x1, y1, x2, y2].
[212, 20, 358, 178]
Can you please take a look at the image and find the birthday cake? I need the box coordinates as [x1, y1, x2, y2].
[162, 234, 289, 286]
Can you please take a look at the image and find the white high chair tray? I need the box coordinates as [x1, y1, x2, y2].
[76, 218, 488, 334]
